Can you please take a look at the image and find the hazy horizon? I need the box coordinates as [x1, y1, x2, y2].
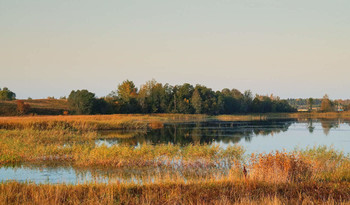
[1, 0, 349, 99]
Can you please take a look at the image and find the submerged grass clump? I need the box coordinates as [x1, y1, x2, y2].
[0, 128, 245, 168]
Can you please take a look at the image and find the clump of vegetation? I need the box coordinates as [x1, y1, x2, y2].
[248, 151, 312, 183]
[298, 146, 350, 182]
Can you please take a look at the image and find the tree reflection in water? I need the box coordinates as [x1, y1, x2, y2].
[97, 120, 296, 147]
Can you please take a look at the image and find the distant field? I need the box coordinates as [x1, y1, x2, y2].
[0, 99, 69, 116]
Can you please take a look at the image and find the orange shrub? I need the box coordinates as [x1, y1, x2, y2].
[16, 100, 31, 115]
[248, 151, 312, 183]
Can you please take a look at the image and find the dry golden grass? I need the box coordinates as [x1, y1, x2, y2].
[0, 114, 207, 131]
[248, 151, 312, 183]
[1, 180, 350, 205]
[1, 112, 349, 131]
[1, 114, 350, 204]
[0, 128, 245, 167]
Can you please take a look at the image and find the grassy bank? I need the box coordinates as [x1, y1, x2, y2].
[0, 114, 208, 131]
[1, 112, 349, 131]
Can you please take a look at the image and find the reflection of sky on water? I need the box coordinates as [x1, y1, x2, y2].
[0, 165, 227, 185]
[95, 119, 350, 155]
[0, 166, 93, 184]
[228, 121, 350, 155]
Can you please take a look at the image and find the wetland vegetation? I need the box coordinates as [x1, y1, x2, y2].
[1, 114, 350, 204]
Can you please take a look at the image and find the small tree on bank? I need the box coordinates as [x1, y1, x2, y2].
[307, 98, 314, 112]
[320, 94, 334, 112]
[0, 87, 16, 101]
[68, 90, 96, 115]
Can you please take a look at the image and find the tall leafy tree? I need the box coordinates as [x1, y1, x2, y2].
[307, 98, 314, 111]
[138, 80, 170, 113]
[116, 80, 138, 103]
[191, 89, 202, 114]
[174, 83, 194, 114]
[241, 90, 253, 113]
[110, 80, 140, 113]
[68, 90, 96, 114]
[320, 94, 334, 112]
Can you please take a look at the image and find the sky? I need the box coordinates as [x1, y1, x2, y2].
[1, 0, 349, 99]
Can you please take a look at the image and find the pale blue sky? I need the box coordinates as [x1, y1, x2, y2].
[1, 0, 349, 99]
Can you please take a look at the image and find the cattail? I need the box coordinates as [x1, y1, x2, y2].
[243, 165, 247, 178]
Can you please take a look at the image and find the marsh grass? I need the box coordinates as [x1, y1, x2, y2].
[1, 180, 350, 204]
[2, 115, 350, 204]
[0, 114, 209, 131]
[0, 128, 245, 168]
[248, 151, 313, 183]
[1, 113, 349, 132]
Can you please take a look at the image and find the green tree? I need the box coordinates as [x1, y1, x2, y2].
[138, 80, 170, 113]
[307, 98, 314, 112]
[174, 83, 194, 114]
[109, 80, 140, 113]
[191, 89, 202, 114]
[68, 90, 96, 114]
[220, 88, 242, 114]
[0, 87, 16, 101]
[241, 90, 253, 113]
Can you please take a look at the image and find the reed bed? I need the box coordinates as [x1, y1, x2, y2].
[0, 129, 244, 168]
[1, 115, 350, 204]
[1, 180, 350, 204]
[1, 128, 350, 183]
[0, 114, 208, 131]
[1, 112, 349, 131]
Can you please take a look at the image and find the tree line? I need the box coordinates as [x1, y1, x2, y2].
[3, 82, 350, 115]
[67, 80, 297, 115]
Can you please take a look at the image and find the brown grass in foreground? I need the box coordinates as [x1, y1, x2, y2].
[1, 180, 350, 205]
[1, 144, 350, 204]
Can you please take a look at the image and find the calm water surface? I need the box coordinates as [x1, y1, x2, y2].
[1, 119, 350, 184]
[97, 119, 350, 154]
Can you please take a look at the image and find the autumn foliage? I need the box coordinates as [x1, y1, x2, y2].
[248, 151, 312, 183]
[16, 100, 30, 115]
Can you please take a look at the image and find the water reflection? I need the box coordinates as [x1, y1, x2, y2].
[97, 120, 295, 147]
[0, 164, 228, 185]
[95, 119, 350, 155]
[2, 119, 350, 185]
